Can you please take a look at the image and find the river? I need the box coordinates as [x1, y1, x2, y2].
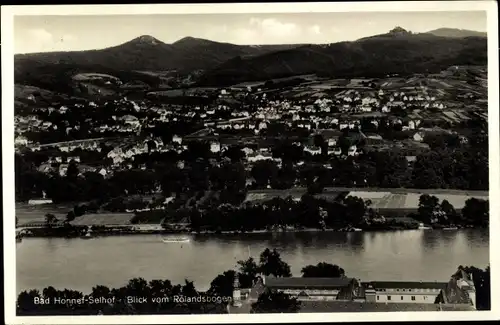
[16, 229, 489, 294]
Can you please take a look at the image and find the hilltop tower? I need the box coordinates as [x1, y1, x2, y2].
[232, 273, 242, 307]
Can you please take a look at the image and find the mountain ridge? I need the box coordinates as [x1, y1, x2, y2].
[14, 27, 487, 92]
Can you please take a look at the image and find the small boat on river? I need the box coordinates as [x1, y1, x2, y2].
[81, 229, 94, 239]
[162, 237, 190, 243]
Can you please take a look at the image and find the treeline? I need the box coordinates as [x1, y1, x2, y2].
[17, 248, 491, 315]
[184, 192, 488, 232]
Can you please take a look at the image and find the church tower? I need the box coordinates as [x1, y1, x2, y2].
[232, 273, 242, 307]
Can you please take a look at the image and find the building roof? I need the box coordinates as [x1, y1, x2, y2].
[316, 129, 343, 139]
[297, 301, 473, 313]
[265, 277, 353, 289]
[369, 281, 447, 290]
[442, 279, 472, 304]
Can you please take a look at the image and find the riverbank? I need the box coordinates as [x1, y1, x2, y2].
[16, 224, 483, 239]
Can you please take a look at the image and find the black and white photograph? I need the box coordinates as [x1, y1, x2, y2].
[2, 1, 499, 324]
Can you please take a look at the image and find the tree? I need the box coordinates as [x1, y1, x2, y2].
[417, 194, 440, 224]
[313, 134, 327, 156]
[251, 160, 279, 188]
[66, 211, 76, 222]
[223, 146, 245, 162]
[301, 262, 345, 278]
[237, 257, 260, 288]
[337, 134, 351, 156]
[343, 196, 367, 225]
[440, 200, 458, 225]
[66, 160, 79, 180]
[44, 213, 58, 228]
[208, 270, 235, 298]
[251, 289, 301, 313]
[259, 248, 292, 278]
[462, 198, 489, 227]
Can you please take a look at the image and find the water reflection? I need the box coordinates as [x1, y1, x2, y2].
[17, 230, 489, 294]
[421, 230, 441, 250]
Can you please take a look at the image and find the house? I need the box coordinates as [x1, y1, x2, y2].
[262, 276, 358, 301]
[172, 135, 182, 145]
[120, 115, 140, 127]
[436, 268, 477, 308]
[406, 156, 417, 164]
[15, 135, 28, 146]
[210, 142, 221, 153]
[247, 154, 273, 163]
[348, 145, 358, 156]
[413, 132, 425, 142]
[328, 138, 337, 147]
[58, 164, 69, 177]
[303, 146, 322, 156]
[242, 147, 254, 156]
[368, 281, 446, 304]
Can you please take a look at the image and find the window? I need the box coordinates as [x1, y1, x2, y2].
[402, 289, 406, 292]
[411, 296, 416, 301]
[377, 296, 379, 300]
[401, 296, 404, 300]
[396, 289, 400, 292]
[387, 296, 392, 301]
[409, 289, 412, 292]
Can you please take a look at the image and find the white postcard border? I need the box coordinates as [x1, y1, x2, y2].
[2, 1, 499, 324]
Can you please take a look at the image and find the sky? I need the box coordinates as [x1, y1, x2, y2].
[14, 11, 487, 54]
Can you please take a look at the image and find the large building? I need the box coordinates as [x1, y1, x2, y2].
[262, 276, 360, 302]
[229, 269, 477, 313]
[366, 281, 446, 304]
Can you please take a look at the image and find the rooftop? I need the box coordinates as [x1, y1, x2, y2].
[264, 276, 353, 289]
[369, 281, 448, 290]
[298, 301, 475, 313]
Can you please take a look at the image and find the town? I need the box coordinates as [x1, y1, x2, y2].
[15, 65, 489, 235]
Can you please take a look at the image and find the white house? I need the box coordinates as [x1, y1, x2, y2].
[304, 146, 321, 156]
[210, 142, 221, 153]
[247, 154, 273, 162]
[413, 132, 425, 142]
[172, 135, 182, 145]
[120, 115, 140, 127]
[368, 281, 446, 304]
[348, 145, 358, 156]
[15, 135, 28, 146]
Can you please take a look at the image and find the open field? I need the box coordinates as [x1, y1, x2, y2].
[70, 213, 134, 226]
[16, 203, 134, 226]
[347, 191, 488, 211]
[16, 203, 72, 224]
[246, 187, 488, 212]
